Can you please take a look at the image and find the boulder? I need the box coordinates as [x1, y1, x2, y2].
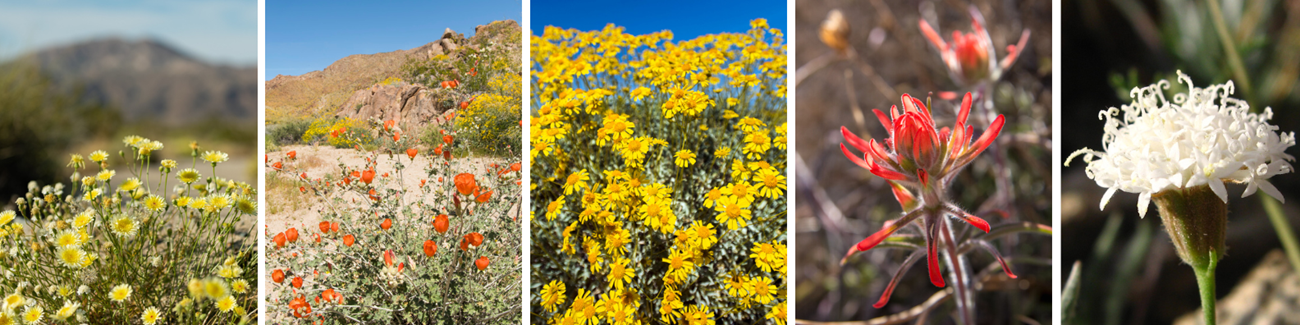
[335, 82, 457, 131]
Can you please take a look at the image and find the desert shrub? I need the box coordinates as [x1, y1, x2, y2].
[301, 117, 374, 149]
[264, 120, 522, 323]
[0, 62, 120, 202]
[268, 118, 314, 147]
[529, 20, 788, 324]
[0, 137, 258, 324]
[454, 71, 522, 157]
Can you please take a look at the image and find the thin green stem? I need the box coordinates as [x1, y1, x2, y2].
[1206, 0, 1253, 101]
[1259, 195, 1300, 272]
[1192, 257, 1218, 325]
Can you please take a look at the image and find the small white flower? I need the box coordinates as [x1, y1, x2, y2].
[1068, 71, 1296, 217]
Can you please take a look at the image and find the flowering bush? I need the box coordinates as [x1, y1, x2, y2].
[529, 20, 788, 324]
[265, 118, 522, 323]
[0, 137, 258, 324]
[302, 117, 374, 149]
[452, 47, 523, 157]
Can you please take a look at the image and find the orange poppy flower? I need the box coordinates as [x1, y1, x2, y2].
[286, 228, 299, 243]
[423, 240, 437, 257]
[460, 101, 469, 110]
[475, 256, 490, 270]
[510, 163, 521, 172]
[287, 151, 297, 159]
[420, 179, 427, 187]
[369, 189, 380, 201]
[460, 232, 485, 251]
[444, 150, 452, 160]
[380, 218, 392, 231]
[384, 120, 395, 132]
[292, 276, 303, 289]
[382, 172, 389, 178]
[273, 161, 283, 170]
[343, 177, 352, 185]
[290, 295, 312, 318]
[361, 169, 375, 184]
[351, 170, 361, 179]
[453, 173, 477, 195]
[469, 67, 477, 76]
[443, 135, 454, 144]
[393, 132, 401, 142]
[406, 148, 418, 160]
[299, 186, 306, 193]
[475, 189, 493, 203]
[434, 145, 443, 156]
[433, 214, 449, 233]
[331, 222, 339, 233]
[313, 233, 321, 243]
[343, 234, 355, 247]
[319, 221, 330, 233]
[300, 172, 308, 180]
[273, 232, 287, 248]
[272, 269, 285, 283]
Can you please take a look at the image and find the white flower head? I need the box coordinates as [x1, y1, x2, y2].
[1068, 71, 1296, 217]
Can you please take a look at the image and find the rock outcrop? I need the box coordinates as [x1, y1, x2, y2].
[334, 81, 457, 131]
[266, 20, 520, 127]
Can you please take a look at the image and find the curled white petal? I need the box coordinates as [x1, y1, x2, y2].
[1073, 70, 1295, 211]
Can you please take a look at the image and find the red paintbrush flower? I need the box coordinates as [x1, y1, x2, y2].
[839, 93, 1013, 307]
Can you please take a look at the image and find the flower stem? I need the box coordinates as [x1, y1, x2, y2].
[940, 217, 974, 325]
[1192, 255, 1219, 325]
[1206, 0, 1253, 101]
[1260, 195, 1300, 273]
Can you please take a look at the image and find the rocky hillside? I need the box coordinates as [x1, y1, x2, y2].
[23, 38, 256, 125]
[267, 20, 520, 129]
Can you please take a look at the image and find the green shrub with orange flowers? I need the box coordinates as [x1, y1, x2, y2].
[529, 20, 788, 325]
[265, 118, 522, 323]
[0, 137, 258, 324]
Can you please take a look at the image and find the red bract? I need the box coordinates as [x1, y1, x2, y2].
[840, 93, 1012, 307]
[918, 6, 1030, 85]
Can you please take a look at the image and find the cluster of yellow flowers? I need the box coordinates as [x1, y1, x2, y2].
[0, 136, 257, 324]
[531, 19, 787, 325]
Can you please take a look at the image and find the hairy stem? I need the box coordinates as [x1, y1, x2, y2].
[1192, 256, 1219, 325]
[940, 218, 973, 325]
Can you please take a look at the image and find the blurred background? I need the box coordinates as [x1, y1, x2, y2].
[1062, 0, 1300, 323]
[795, 0, 1052, 323]
[0, 0, 257, 205]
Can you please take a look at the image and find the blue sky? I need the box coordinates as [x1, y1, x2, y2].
[0, 0, 256, 65]
[267, 0, 522, 80]
[530, 0, 787, 42]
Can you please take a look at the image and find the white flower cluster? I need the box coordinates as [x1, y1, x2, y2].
[1068, 71, 1295, 217]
